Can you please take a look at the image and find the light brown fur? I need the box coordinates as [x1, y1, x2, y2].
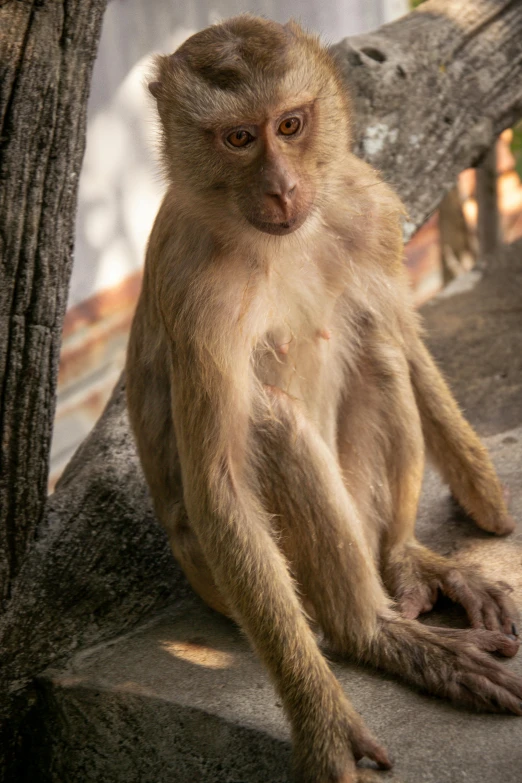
[126, 17, 521, 783]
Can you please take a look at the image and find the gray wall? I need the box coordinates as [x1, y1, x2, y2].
[70, 0, 409, 308]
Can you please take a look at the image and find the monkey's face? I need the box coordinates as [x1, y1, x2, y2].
[214, 102, 316, 236]
[151, 16, 351, 238]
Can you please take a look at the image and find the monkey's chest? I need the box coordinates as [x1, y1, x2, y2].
[251, 265, 351, 434]
[253, 316, 344, 436]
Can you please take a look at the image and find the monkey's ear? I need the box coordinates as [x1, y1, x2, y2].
[284, 20, 300, 38]
[148, 81, 162, 98]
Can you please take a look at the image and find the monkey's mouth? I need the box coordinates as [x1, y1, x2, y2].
[247, 215, 304, 236]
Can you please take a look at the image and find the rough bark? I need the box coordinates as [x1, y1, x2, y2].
[331, 0, 522, 239]
[1, 0, 522, 757]
[0, 0, 108, 605]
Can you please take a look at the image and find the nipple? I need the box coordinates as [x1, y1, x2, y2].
[318, 327, 332, 341]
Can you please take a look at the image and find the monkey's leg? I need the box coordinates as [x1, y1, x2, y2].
[382, 352, 519, 644]
[258, 386, 522, 716]
[257, 385, 392, 650]
[409, 336, 514, 534]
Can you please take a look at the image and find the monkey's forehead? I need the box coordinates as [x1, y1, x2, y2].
[157, 58, 335, 128]
[174, 15, 295, 83]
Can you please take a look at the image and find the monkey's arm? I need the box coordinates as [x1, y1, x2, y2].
[408, 337, 513, 535]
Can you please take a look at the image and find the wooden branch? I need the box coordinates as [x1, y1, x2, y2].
[331, 0, 522, 238]
[438, 186, 476, 283]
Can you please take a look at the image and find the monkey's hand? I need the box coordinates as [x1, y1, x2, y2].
[292, 693, 392, 783]
[372, 616, 522, 715]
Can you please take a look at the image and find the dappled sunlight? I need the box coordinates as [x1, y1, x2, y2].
[160, 639, 236, 670]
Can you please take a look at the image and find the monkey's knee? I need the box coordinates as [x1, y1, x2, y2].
[169, 511, 232, 617]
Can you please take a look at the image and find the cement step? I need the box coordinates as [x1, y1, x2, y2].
[31, 428, 522, 783]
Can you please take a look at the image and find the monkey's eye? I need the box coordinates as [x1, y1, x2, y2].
[278, 117, 301, 136]
[226, 129, 254, 148]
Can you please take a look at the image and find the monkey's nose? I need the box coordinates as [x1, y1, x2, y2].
[265, 181, 297, 218]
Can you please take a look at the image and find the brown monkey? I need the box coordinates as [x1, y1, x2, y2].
[126, 17, 521, 783]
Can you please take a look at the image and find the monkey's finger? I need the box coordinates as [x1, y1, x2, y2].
[452, 586, 484, 629]
[472, 629, 519, 658]
[463, 653, 522, 700]
[486, 586, 519, 637]
[440, 570, 483, 627]
[399, 583, 437, 620]
[352, 733, 393, 770]
[479, 588, 519, 638]
[482, 597, 505, 634]
[431, 627, 520, 658]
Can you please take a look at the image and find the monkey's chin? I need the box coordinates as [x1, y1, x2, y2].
[247, 216, 305, 236]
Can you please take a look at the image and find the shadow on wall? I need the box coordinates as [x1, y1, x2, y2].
[70, 0, 404, 309]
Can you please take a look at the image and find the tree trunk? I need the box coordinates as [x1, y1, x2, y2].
[0, 0, 521, 768]
[0, 0, 108, 604]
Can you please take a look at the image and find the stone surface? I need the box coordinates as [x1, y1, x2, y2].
[25, 244, 522, 782]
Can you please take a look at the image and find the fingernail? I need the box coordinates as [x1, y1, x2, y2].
[512, 623, 519, 636]
[507, 634, 517, 641]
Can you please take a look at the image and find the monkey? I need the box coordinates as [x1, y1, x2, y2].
[125, 16, 522, 783]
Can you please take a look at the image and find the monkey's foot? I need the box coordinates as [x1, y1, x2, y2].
[384, 542, 519, 645]
[374, 616, 522, 714]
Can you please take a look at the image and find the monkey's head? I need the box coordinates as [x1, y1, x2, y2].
[150, 16, 352, 238]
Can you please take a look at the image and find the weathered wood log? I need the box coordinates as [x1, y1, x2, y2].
[331, 0, 522, 239]
[0, 0, 108, 773]
[1, 0, 522, 763]
[0, 0, 108, 603]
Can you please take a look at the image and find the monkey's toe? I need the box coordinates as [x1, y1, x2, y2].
[442, 569, 519, 639]
[398, 582, 438, 620]
[430, 626, 520, 659]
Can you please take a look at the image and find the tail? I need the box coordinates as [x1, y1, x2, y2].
[408, 338, 513, 535]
